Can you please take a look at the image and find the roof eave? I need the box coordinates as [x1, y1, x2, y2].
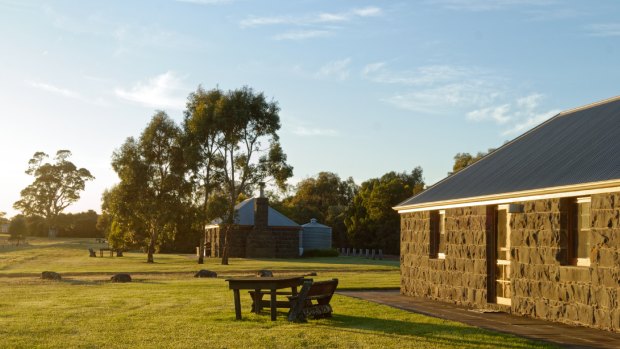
[394, 178, 620, 213]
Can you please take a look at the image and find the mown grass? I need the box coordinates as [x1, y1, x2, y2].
[0, 276, 554, 349]
[0, 238, 398, 276]
[0, 238, 557, 348]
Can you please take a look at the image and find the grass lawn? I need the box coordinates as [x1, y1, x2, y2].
[0, 238, 556, 348]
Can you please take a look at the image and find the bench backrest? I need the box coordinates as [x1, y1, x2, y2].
[305, 278, 338, 305]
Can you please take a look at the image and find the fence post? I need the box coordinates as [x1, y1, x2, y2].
[378, 249, 383, 260]
[371, 249, 375, 259]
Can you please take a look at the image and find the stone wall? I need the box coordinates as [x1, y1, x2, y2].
[510, 196, 620, 331]
[400, 206, 489, 307]
[273, 228, 300, 258]
[206, 225, 251, 258]
[400, 193, 620, 331]
[206, 225, 299, 258]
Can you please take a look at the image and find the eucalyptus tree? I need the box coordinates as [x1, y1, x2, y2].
[111, 112, 186, 263]
[217, 87, 293, 265]
[13, 150, 94, 236]
[183, 86, 225, 263]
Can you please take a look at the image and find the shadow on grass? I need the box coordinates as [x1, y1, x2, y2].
[319, 314, 549, 349]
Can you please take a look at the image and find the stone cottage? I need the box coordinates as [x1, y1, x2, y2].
[394, 96, 620, 331]
[204, 194, 300, 259]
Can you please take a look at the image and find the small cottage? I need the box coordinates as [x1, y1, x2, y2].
[394, 96, 620, 331]
[204, 194, 300, 259]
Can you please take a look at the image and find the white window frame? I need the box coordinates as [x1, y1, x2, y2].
[437, 210, 446, 259]
[574, 197, 591, 267]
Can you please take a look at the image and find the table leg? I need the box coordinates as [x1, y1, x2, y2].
[270, 289, 277, 321]
[233, 289, 242, 320]
[252, 289, 262, 313]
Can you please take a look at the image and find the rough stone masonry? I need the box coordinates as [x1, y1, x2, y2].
[400, 192, 620, 332]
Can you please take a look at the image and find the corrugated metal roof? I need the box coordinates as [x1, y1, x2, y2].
[396, 96, 620, 208]
[301, 219, 331, 228]
[231, 198, 300, 227]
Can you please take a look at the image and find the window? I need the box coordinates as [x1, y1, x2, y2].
[561, 197, 591, 266]
[574, 197, 591, 267]
[430, 210, 446, 259]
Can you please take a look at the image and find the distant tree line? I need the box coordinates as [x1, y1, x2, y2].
[4, 211, 100, 239]
[272, 168, 425, 255]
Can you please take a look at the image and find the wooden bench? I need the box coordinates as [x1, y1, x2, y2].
[99, 248, 114, 257]
[249, 290, 296, 313]
[287, 278, 338, 322]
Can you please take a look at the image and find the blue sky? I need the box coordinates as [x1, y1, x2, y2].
[1, 0, 620, 216]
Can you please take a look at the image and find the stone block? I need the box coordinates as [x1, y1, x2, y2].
[595, 248, 616, 268]
[535, 299, 548, 317]
[565, 303, 578, 321]
[612, 308, 620, 331]
[591, 209, 618, 229]
[577, 303, 594, 325]
[560, 266, 590, 283]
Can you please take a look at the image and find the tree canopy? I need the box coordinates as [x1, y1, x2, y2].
[13, 150, 94, 234]
[108, 112, 187, 263]
[275, 172, 358, 247]
[345, 168, 424, 254]
[450, 148, 495, 175]
[215, 86, 293, 264]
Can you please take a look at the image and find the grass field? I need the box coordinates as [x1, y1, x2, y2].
[0, 237, 556, 348]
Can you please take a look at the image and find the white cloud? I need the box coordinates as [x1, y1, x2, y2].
[315, 58, 351, 80]
[114, 71, 188, 110]
[585, 23, 620, 37]
[28, 81, 81, 99]
[352, 7, 382, 17]
[428, 0, 554, 12]
[467, 104, 511, 124]
[175, 0, 233, 4]
[273, 30, 331, 41]
[362, 62, 476, 86]
[366, 62, 500, 114]
[27, 80, 108, 106]
[502, 109, 560, 135]
[292, 126, 338, 137]
[241, 16, 293, 28]
[384, 82, 497, 114]
[466, 93, 560, 135]
[240, 6, 382, 28]
[317, 13, 348, 23]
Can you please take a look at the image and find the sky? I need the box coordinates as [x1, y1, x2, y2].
[1, 0, 620, 217]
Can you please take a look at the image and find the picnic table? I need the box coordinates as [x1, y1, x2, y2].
[99, 247, 114, 257]
[225, 276, 305, 321]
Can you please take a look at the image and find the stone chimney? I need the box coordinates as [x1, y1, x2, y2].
[254, 182, 268, 230]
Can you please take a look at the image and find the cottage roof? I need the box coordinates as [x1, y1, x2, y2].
[225, 198, 300, 227]
[396, 96, 620, 210]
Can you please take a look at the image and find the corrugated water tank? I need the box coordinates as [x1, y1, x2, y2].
[301, 218, 332, 250]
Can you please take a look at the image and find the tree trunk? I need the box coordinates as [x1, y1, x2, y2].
[147, 229, 157, 263]
[221, 225, 230, 265]
[198, 238, 204, 264]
